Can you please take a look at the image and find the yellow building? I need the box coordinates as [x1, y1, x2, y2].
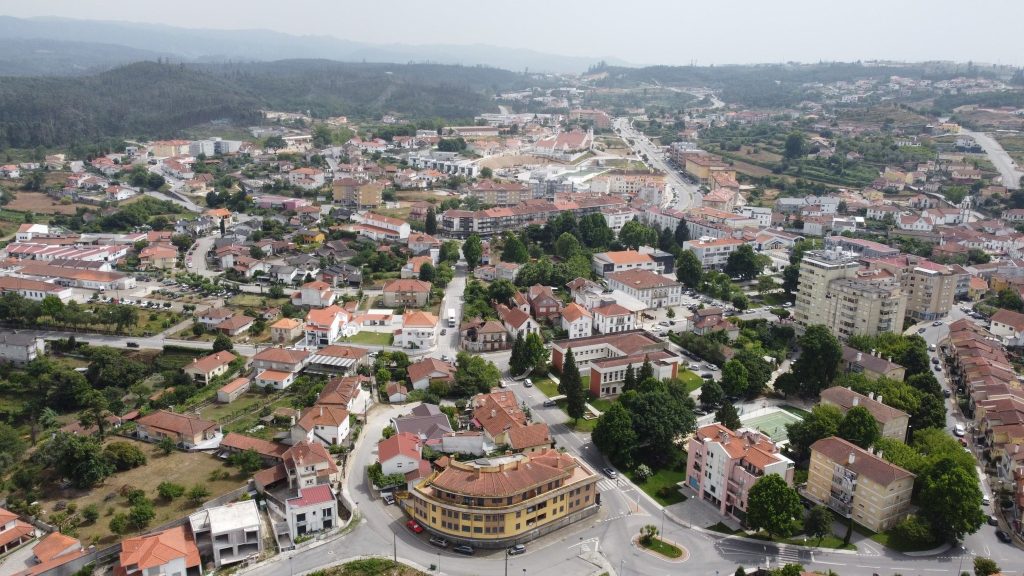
[404, 449, 599, 548]
[807, 437, 915, 532]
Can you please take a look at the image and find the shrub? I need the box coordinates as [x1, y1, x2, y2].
[889, 514, 936, 549]
[125, 489, 148, 507]
[104, 442, 148, 471]
[634, 464, 653, 483]
[82, 504, 99, 524]
[157, 481, 186, 501]
[187, 484, 210, 506]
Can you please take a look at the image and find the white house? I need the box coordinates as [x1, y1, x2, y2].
[394, 310, 438, 350]
[285, 484, 338, 539]
[604, 269, 683, 309]
[291, 405, 351, 446]
[592, 303, 635, 334]
[560, 303, 593, 339]
[0, 333, 44, 365]
[255, 369, 298, 390]
[378, 432, 422, 476]
[304, 305, 351, 347]
[292, 281, 336, 308]
[682, 237, 744, 270]
[354, 212, 411, 242]
[188, 500, 262, 568]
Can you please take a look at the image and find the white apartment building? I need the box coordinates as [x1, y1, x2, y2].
[604, 269, 683, 308]
[682, 237, 745, 270]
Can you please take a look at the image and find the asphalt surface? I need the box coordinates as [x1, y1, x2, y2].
[613, 117, 702, 211]
[962, 130, 1022, 190]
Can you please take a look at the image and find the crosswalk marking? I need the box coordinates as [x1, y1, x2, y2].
[597, 479, 618, 491]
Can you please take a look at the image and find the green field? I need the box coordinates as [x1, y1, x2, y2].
[341, 332, 394, 346]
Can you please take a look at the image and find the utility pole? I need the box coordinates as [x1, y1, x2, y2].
[393, 532, 397, 562]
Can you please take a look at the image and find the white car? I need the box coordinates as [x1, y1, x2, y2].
[954, 423, 966, 437]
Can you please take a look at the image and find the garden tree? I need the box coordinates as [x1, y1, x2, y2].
[229, 448, 264, 475]
[0, 423, 26, 476]
[733, 348, 774, 397]
[84, 346, 147, 390]
[509, 333, 529, 376]
[462, 234, 483, 270]
[674, 219, 690, 245]
[676, 250, 703, 287]
[756, 275, 777, 296]
[563, 351, 587, 423]
[995, 288, 1024, 312]
[578, 213, 614, 249]
[658, 226, 677, 254]
[715, 402, 741, 430]
[699, 379, 724, 409]
[264, 135, 286, 150]
[791, 325, 842, 397]
[784, 132, 805, 160]
[725, 244, 768, 280]
[269, 284, 285, 298]
[620, 386, 696, 467]
[418, 262, 435, 282]
[424, 207, 437, 235]
[805, 505, 832, 545]
[109, 513, 129, 535]
[639, 524, 658, 546]
[129, 500, 156, 530]
[974, 557, 1001, 576]
[187, 484, 211, 506]
[593, 403, 638, 469]
[375, 368, 392, 385]
[746, 473, 803, 538]
[837, 406, 881, 449]
[554, 232, 583, 260]
[82, 504, 99, 524]
[622, 364, 637, 393]
[523, 333, 548, 374]
[439, 241, 461, 264]
[618, 220, 658, 250]
[918, 457, 985, 543]
[772, 564, 805, 576]
[158, 436, 176, 455]
[637, 356, 654, 383]
[782, 264, 801, 295]
[37, 433, 114, 489]
[103, 442, 147, 471]
[907, 372, 942, 398]
[784, 404, 844, 462]
[434, 263, 454, 288]
[213, 333, 234, 353]
[479, 167, 493, 179]
[501, 234, 529, 263]
[157, 481, 186, 500]
[514, 257, 554, 287]
[486, 279, 517, 306]
[912, 393, 947, 431]
[78, 389, 111, 439]
[720, 360, 749, 398]
[454, 352, 502, 396]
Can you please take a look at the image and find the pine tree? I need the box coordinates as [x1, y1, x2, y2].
[638, 355, 654, 382]
[509, 332, 528, 376]
[425, 207, 437, 235]
[622, 364, 637, 393]
[562, 349, 586, 423]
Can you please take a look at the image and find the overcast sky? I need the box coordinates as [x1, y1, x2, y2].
[3, 0, 1022, 66]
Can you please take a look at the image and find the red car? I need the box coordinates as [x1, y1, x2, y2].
[406, 520, 424, 534]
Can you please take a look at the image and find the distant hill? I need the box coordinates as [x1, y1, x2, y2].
[0, 38, 174, 76]
[0, 59, 538, 148]
[0, 16, 622, 74]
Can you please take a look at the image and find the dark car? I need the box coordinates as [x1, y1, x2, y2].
[943, 389, 951, 398]
[452, 545, 475, 555]
[988, 515, 999, 526]
[931, 357, 940, 365]
[996, 530, 1012, 543]
[934, 365, 942, 372]
[701, 373, 714, 379]
[917, 328, 927, 334]
[543, 399, 557, 407]
[126, 342, 140, 348]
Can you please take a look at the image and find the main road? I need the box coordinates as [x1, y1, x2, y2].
[962, 130, 1023, 190]
[613, 117, 702, 211]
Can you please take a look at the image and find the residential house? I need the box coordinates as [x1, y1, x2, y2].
[30, 532, 82, 567]
[292, 281, 336, 308]
[392, 404, 454, 445]
[591, 250, 659, 277]
[550, 331, 681, 397]
[217, 378, 251, 404]
[116, 525, 202, 576]
[378, 432, 424, 477]
[840, 346, 906, 381]
[215, 315, 254, 337]
[355, 212, 410, 242]
[685, 424, 795, 523]
[560, 303, 593, 339]
[135, 411, 221, 449]
[407, 358, 454, 391]
[401, 255, 434, 279]
[990, 308, 1024, 344]
[507, 423, 553, 454]
[188, 500, 262, 568]
[291, 405, 351, 446]
[0, 508, 34, 554]
[183, 351, 237, 385]
[395, 310, 438, 350]
[305, 345, 370, 377]
[527, 284, 563, 320]
[806, 437, 915, 532]
[139, 245, 179, 269]
[407, 233, 441, 255]
[591, 303, 635, 334]
[382, 279, 431, 308]
[252, 348, 310, 375]
[304, 305, 350, 347]
[471, 389, 527, 446]
[691, 307, 739, 340]
[287, 167, 325, 190]
[316, 375, 372, 416]
[496, 304, 540, 340]
[271, 318, 303, 344]
[386, 382, 409, 403]
[0, 333, 45, 366]
[820, 386, 910, 440]
[255, 370, 298, 390]
[199, 308, 235, 327]
[604, 269, 683, 308]
[460, 318, 511, 352]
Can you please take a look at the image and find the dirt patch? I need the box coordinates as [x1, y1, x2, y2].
[730, 160, 772, 178]
[5, 192, 81, 214]
[37, 437, 246, 546]
[477, 154, 560, 169]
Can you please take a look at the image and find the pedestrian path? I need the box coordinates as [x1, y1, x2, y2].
[597, 479, 618, 492]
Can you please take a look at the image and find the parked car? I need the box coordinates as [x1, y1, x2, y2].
[701, 373, 714, 379]
[507, 544, 526, 556]
[523, 379, 533, 387]
[917, 328, 927, 334]
[381, 493, 395, 506]
[440, 328, 447, 335]
[406, 520, 424, 534]
[932, 321, 943, 326]
[428, 536, 449, 548]
[954, 423, 966, 437]
[543, 399, 557, 407]
[932, 357, 940, 365]
[602, 467, 617, 479]
[943, 389, 951, 398]
[996, 530, 1012, 543]
[126, 342, 140, 348]
[689, 363, 700, 370]
[452, 545, 475, 555]
[988, 515, 999, 526]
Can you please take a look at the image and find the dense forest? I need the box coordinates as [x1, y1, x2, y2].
[0, 59, 538, 149]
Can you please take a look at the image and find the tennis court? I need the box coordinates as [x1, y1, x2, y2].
[741, 408, 803, 443]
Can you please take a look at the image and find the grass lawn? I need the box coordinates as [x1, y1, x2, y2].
[628, 447, 688, 506]
[676, 371, 703, 394]
[533, 377, 559, 399]
[707, 523, 856, 550]
[762, 293, 791, 306]
[640, 537, 683, 558]
[870, 530, 937, 552]
[589, 397, 616, 412]
[198, 392, 274, 424]
[341, 332, 394, 346]
[228, 294, 288, 308]
[781, 405, 812, 418]
[37, 438, 246, 546]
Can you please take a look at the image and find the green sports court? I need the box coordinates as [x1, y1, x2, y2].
[740, 408, 804, 443]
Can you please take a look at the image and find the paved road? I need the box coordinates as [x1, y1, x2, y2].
[963, 130, 1023, 190]
[613, 117, 702, 211]
[436, 269, 466, 361]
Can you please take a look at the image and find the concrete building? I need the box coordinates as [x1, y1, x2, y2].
[550, 331, 680, 397]
[382, 279, 431, 308]
[806, 436, 915, 532]
[685, 424, 795, 523]
[135, 411, 220, 449]
[990, 308, 1024, 344]
[604, 269, 683, 309]
[404, 449, 599, 548]
[591, 303, 636, 334]
[560, 303, 593, 339]
[863, 255, 959, 322]
[183, 351, 236, 385]
[839, 346, 906, 381]
[682, 237, 745, 270]
[820, 386, 910, 440]
[0, 333, 44, 366]
[188, 500, 262, 568]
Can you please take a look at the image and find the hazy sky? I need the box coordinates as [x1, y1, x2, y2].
[2, 0, 1022, 66]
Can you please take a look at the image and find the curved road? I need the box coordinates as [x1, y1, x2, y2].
[613, 117, 702, 211]
[962, 130, 1022, 190]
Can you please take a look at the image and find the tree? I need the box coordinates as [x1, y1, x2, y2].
[264, 135, 286, 150]
[622, 364, 637, 393]
[213, 333, 234, 353]
[837, 406, 881, 449]
[462, 235, 483, 270]
[562, 350, 586, 423]
[756, 275, 777, 297]
[38, 433, 113, 489]
[593, 403, 637, 469]
[918, 458, 985, 543]
[725, 244, 767, 280]
[479, 166, 493, 179]
[699, 379, 724, 410]
[618, 220, 657, 250]
[228, 449, 264, 476]
[553, 232, 583, 260]
[78, 389, 110, 439]
[746, 474, 803, 538]
[103, 441, 147, 471]
[454, 352, 502, 396]
[784, 132, 805, 160]
[621, 387, 696, 467]
[637, 356, 654, 383]
[720, 360, 749, 398]
[128, 500, 156, 531]
[791, 325, 842, 397]
[995, 288, 1024, 312]
[782, 264, 801, 295]
[501, 234, 529, 263]
[439, 241, 461, 264]
[676, 250, 703, 287]
[578, 213, 614, 249]
[157, 436, 176, 455]
[715, 402, 741, 430]
[805, 506, 832, 545]
[82, 503, 100, 524]
[974, 557, 1001, 576]
[187, 484, 211, 506]
[487, 279, 517, 306]
[109, 513, 129, 535]
[418, 262, 435, 282]
[674, 219, 690, 245]
[785, 404, 844, 461]
[639, 524, 658, 546]
[157, 481, 186, 501]
[509, 333, 529, 376]
[523, 332, 548, 374]
[424, 207, 437, 235]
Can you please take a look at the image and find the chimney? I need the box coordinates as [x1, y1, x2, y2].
[320, 406, 323, 417]
[848, 452, 856, 465]
[491, 409, 496, 418]
[852, 397, 859, 406]
[877, 395, 882, 404]
[868, 392, 875, 400]
[856, 352, 862, 362]
[877, 450, 883, 460]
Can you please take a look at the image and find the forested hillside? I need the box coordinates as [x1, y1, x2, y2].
[0, 59, 536, 149]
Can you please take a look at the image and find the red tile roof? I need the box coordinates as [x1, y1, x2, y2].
[378, 432, 421, 463]
[286, 484, 334, 508]
[117, 526, 200, 576]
